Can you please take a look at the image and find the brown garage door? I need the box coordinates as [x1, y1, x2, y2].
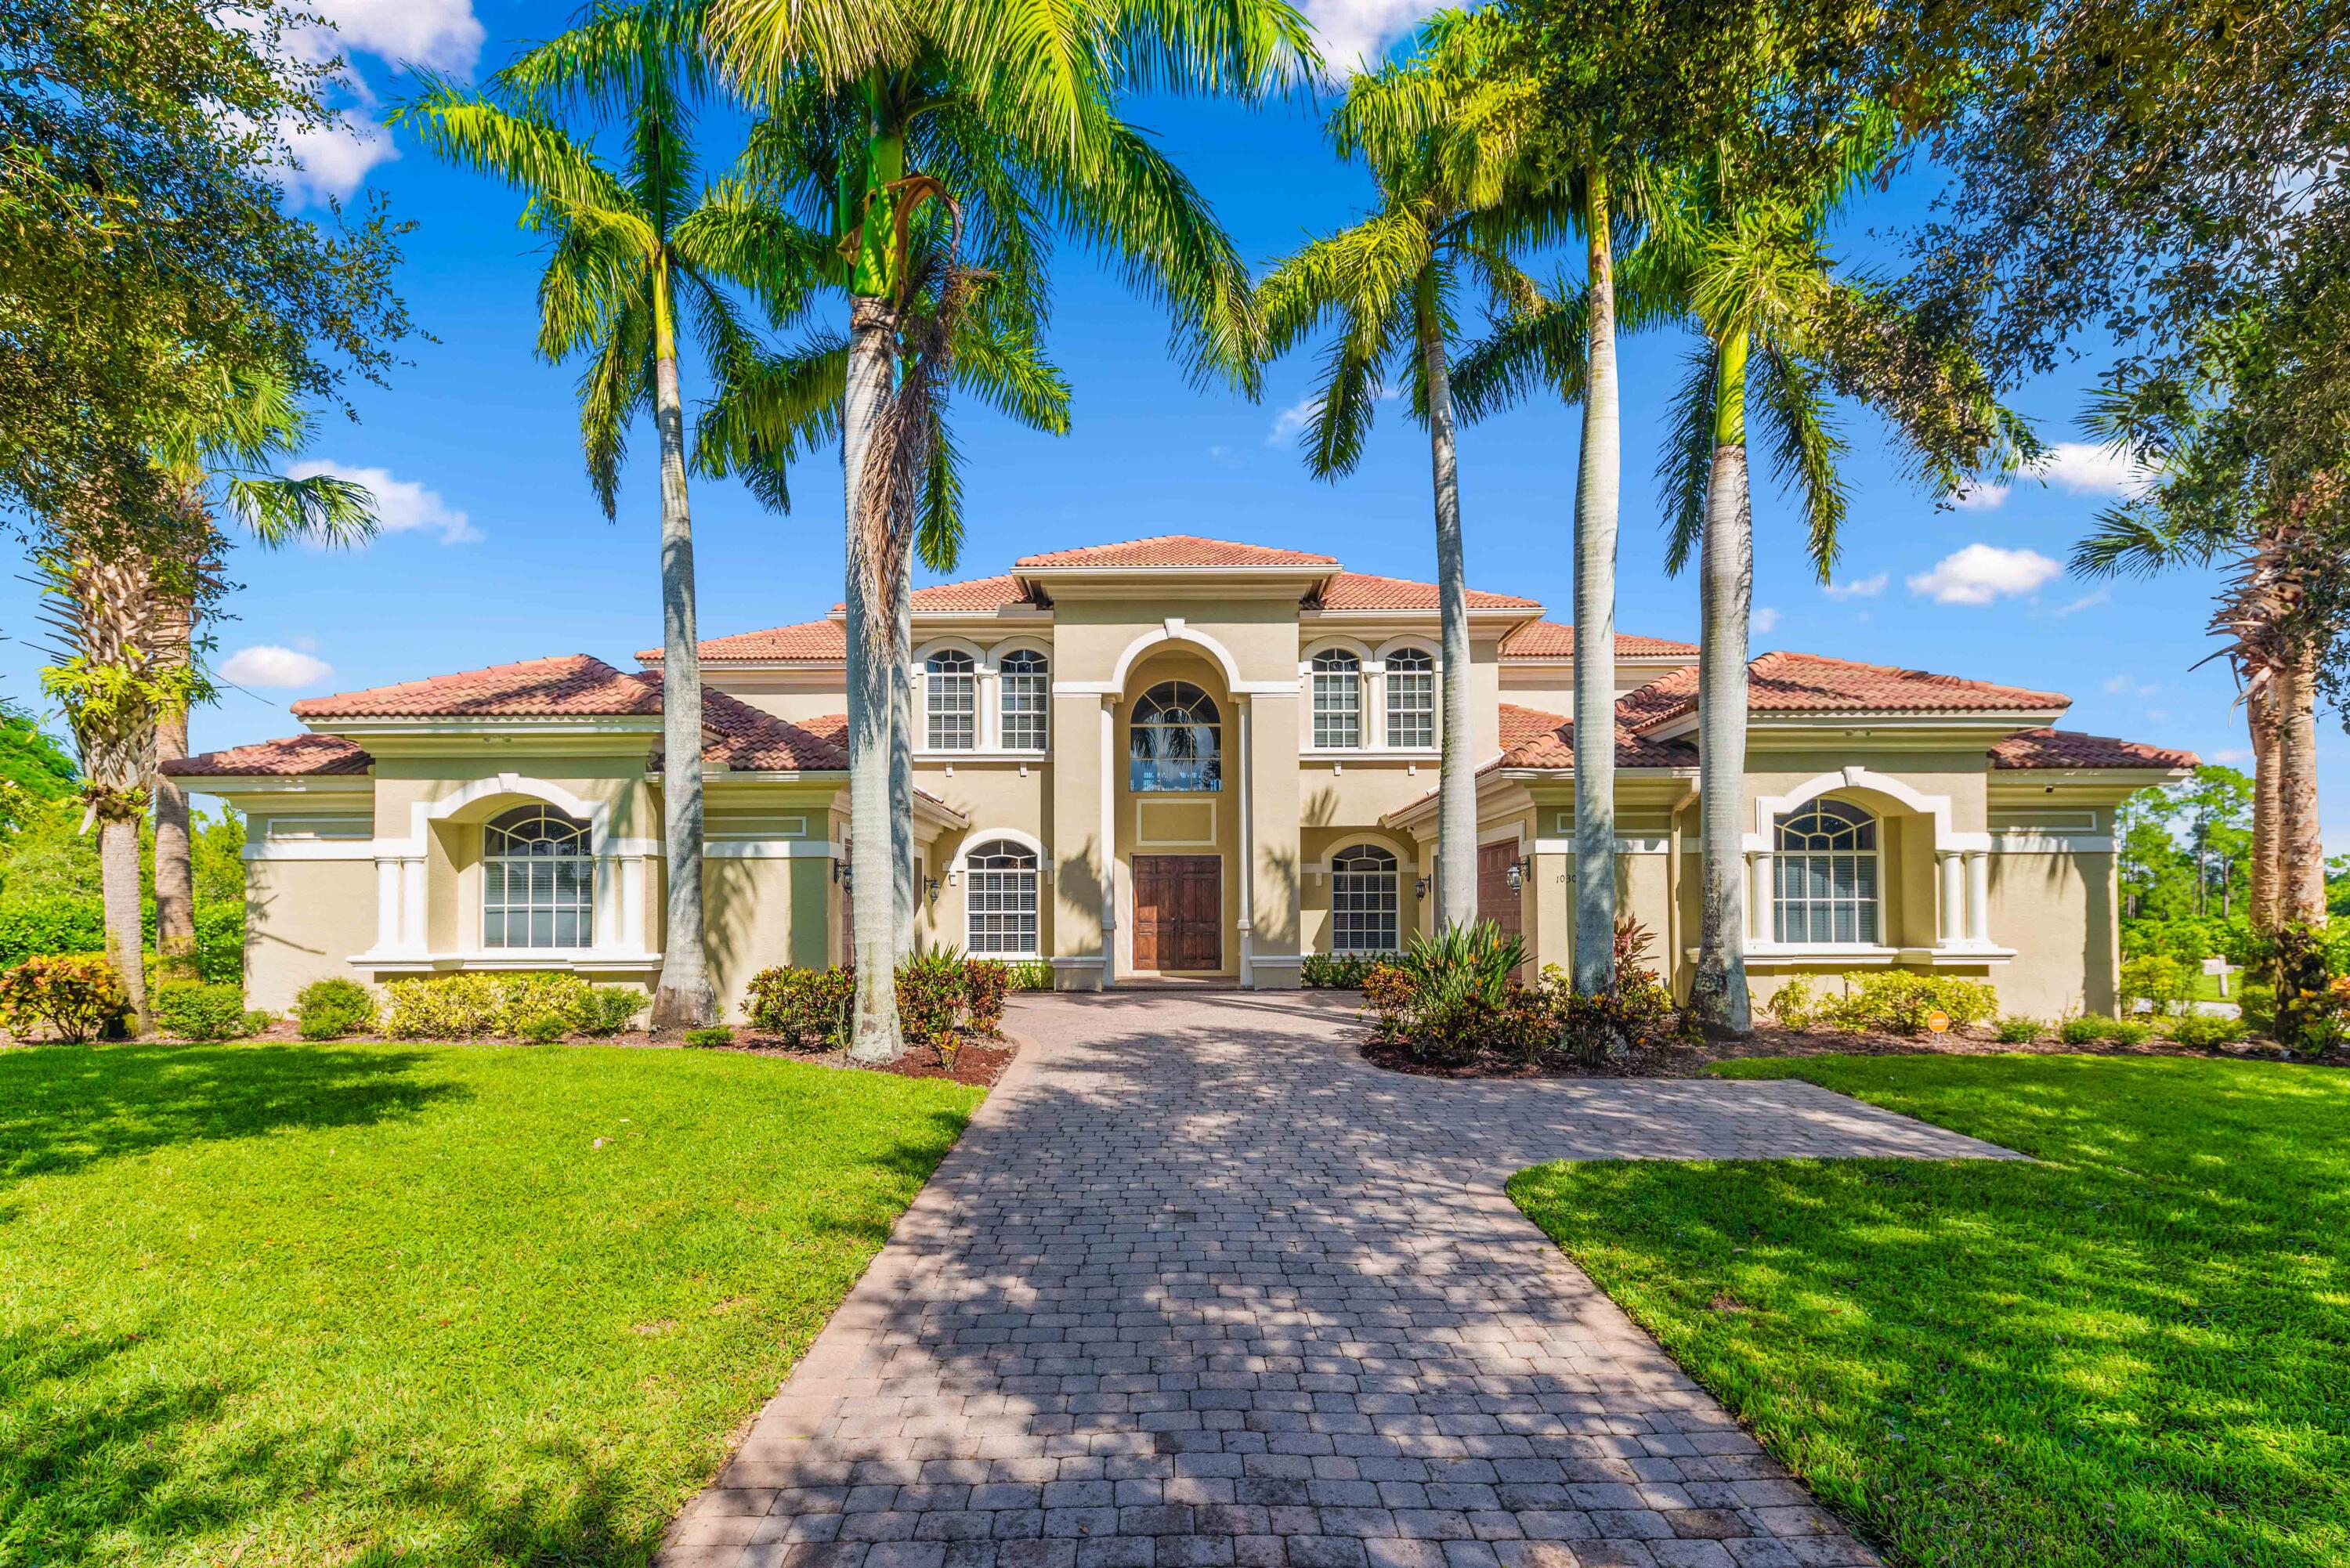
[1133, 855, 1221, 971]
[1477, 840, 1524, 938]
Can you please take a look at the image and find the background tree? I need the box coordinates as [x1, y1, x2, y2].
[396, 9, 827, 1029]
[1259, 16, 1557, 931]
[707, 0, 1313, 1060]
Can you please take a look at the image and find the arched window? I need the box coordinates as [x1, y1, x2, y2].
[1311, 649, 1361, 749]
[1773, 799, 1879, 944]
[964, 839, 1039, 956]
[1386, 646, 1436, 748]
[925, 649, 976, 749]
[1000, 649, 1049, 751]
[1331, 844, 1400, 953]
[483, 804, 593, 948]
[1129, 681, 1221, 792]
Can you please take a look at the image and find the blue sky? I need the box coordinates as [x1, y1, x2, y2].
[11, 0, 2337, 845]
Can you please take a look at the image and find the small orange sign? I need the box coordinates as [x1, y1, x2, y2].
[1925, 1009, 1952, 1035]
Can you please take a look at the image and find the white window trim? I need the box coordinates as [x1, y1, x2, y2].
[1308, 648, 1365, 750]
[1376, 640, 1440, 752]
[919, 640, 982, 753]
[994, 644, 1052, 754]
[960, 833, 1043, 959]
[1770, 800, 1882, 947]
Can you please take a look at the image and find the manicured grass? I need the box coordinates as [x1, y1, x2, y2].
[1508, 1055, 2349, 1568]
[0, 1040, 982, 1566]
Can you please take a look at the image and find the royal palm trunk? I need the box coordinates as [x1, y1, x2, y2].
[2277, 645, 2326, 927]
[2249, 680, 2280, 933]
[1571, 167, 1619, 993]
[890, 526, 916, 959]
[648, 268, 717, 1030]
[844, 297, 903, 1060]
[1417, 286, 1477, 930]
[1688, 332, 1754, 1034]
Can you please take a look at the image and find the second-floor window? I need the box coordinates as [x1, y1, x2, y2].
[1386, 646, 1436, 747]
[1000, 649, 1048, 751]
[1311, 649, 1361, 748]
[1130, 681, 1221, 792]
[926, 649, 976, 749]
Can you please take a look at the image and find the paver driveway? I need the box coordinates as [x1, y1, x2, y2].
[663, 991, 2015, 1568]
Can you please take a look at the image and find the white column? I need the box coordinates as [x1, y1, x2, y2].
[375, 858, 402, 951]
[1237, 694, 1255, 987]
[1098, 696, 1118, 988]
[1938, 850, 1965, 948]
[1965, 850, 1991, 946]
[1749, 848, 1775, 945]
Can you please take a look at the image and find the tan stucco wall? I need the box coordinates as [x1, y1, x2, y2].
[705, 855, 829, 1019]
[244, 857, 377, 1013]
[1990, 851, 2118, 1018]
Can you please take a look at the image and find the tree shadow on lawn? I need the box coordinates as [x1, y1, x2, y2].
[0, 1042, 464, 1189]
[1509, 1062, 2350, 1566]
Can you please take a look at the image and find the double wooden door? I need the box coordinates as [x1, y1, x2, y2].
[1133, 855, 1222, 971]
[1477, 840, 1524, 938]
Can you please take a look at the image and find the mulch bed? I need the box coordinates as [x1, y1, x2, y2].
[716, 1037, 1016, 1087]
[1358, 1017, 2312, 1081]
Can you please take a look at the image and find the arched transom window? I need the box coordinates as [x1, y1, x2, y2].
[1331, 844, 1400, 953]
[925, 649, 976, 750]
[1385, 646, 1436, 748]
[1130, 681, 1222, 792]
[1000, 649, 1049, 751]
[483, 804, 593, 949]
[964, 839, 1039, 956]
[1311, 649, 1361, 749]
[1773, 799, 1879, 944]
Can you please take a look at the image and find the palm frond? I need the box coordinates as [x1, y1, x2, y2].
[1752, 344, 1849, 580]
[673, 178, 836, 323]
[702, 0, 908, 99]
[389, 78, 640, 226]
[1658, 345, 1718, 576]
[496, 0, 718, 121]
[223, 475, 379, 548]
[1452, 287, 1585, 420]
[693, 334, 847, 504]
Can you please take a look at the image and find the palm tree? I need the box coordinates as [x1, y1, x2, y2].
[1257, 14, 1560, 932]
[1641, 122, 2016, 1033]
[706, 0, 1314, 1060]
[394, 8, 828, 1030]
[147, 359, 379, 982]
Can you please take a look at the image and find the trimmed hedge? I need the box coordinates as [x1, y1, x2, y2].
[0, 895, 242, 982]
[295, 978, 377, 1040]
[380, 973, 645, 1041]
[152, 981, 248, 1041]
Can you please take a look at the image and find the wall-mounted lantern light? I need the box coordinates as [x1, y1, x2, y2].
[1504, 858, 1529, 894]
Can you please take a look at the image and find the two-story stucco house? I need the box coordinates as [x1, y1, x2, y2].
[170, 534, 2196, 1020]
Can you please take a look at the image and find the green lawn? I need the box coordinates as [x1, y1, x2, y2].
[0, 1040, 982, 1566]
[1508, 1055, 2349, 1568]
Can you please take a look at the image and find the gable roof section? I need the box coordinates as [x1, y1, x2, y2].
[1015, 534, 1337, 569]
[1494, 702, 1699, 771]
[1499, 620, 1698, 659]
[1312, 571, 1539, 612]
[1622, 651, 2069, 732]
[161, 733, 372, 778]
[639, 618, 844, 666]
[292, 654, 661, 721]
[1990, 728, 2198, 771]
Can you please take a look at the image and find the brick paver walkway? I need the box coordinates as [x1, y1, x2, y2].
[662, 991, 2016, 1568]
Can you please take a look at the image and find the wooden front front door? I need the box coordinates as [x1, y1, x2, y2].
[1477, 840, 1524, 938]
[1133, 855, 1222, 971]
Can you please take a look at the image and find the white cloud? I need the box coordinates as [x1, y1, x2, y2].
[1267, 395, 1321, 446]
[2055, 588, 2110, 616]
[302, 0, 484, 73]
[2027, 441, 2158, 498]
[1948, 481, 2009, 511]
[1752, 606, 1781, 635]
[1906, 544, 2064, 605]
[1303, 0, 1444, 78]
[2104, 675, 2160, 698]
[222, 645, 334, 689]
[2211, 747, 2252, 765]
[1822, 572, 1888, 599]
[272, 110, 400, 204]
[285, 459, 482, 544]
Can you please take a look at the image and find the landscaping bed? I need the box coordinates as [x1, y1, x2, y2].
[0, 1037, 982, 1566]
[1509, 1053, 2350, 1567]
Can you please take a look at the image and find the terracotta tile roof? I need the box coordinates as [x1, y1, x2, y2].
[913, 573, 1032, 611]
[1499, 620, 1699, 659]
[292, 654, 662, 720]
[1015, 535, 1339, 569]
[1492, 703, 1699, 771]
[1313, 571, 1539, 612]
[640, 620, 844, 666]
[1621, 651, 2068, 732]
[161, 734, 373, 778]
[1990, 728, 2198, 771]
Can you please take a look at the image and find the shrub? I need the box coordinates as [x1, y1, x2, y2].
[683, 1024, 733, 1048]
[1817, 971, 1998, 1036]
[2165, 1012, 2247, 1048]
[0, 953, 128, 1042]
[295, 977, 375, 1040]
[1390, 921, 1527, 1065]
[573, 986, 645, 1036]
[1994, 1014, 2043, 1044]
[240, 1010, 277, 1037]
[1766, 976, 1820, 1031]
[2108, 1017, 2157, 1045]
[515, 1011, 569, 1045]
[2258, 923, 2346, 1054]
[2120, 953, 2196, 1016]
[2057, 1013, 2154, 1046]
[743, 965, 854, 1047]
[963, 959, 1010, 1034]
[895, 947, 967, 1042]
[1006, 959, 1054, 992]
[382, 974, 503, 1039]
[377, 973, 646, 1041]
[0, 896, 244, 982]
[1303, 952, 1380, 988]
[153, 981, 246, 1042]
[2238, 980, 2276, 1034]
